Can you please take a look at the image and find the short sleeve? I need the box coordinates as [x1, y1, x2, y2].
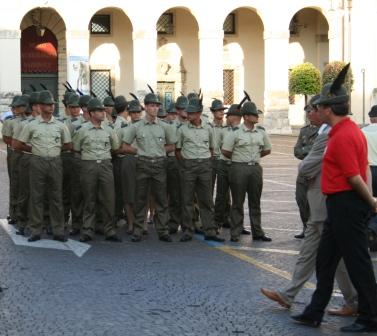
[110, 129, 120, 150]
[18, 123, 32, 144]
[332, 135, 361, 178]
[122, 124, 137, 144]
[262, 131, 272, 151]
[222, 131, 236, 152]
[61, 124, 72, 144]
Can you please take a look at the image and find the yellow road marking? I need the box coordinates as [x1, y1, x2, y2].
[217, 245, 316, 290]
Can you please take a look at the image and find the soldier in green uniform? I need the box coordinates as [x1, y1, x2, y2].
[119, 99, 142, 234]
[103, 95, 115, 124]
[293, 98, 319, 239]
[210, 99, 227, 191]
[214, 104, 240, 230]
[121, 92, 174, 242]
[176, 98, 225, 242]
[112, 95, 129, 224]
[15, 90, 72, 242]
[79, 95, 91, 122]
[164, 102, 182, 234]
[3, 95, 29, 224]
[12, 92, 40, 235]
[73, 98, 121, 243]
[222, 101, 272, 242]
[63, 93, 84, 235]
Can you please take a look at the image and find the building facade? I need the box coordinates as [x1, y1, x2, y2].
[0, 0, 376, 132]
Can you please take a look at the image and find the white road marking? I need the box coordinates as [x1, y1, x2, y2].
[261, 200, 296, 203]
[0, 219, 90, 257]
[264, 179, 295, 188]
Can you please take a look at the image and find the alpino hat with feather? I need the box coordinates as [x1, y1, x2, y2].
[313, 63, 350, 106]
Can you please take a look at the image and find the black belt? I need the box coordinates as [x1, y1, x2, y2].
[138, 156, 166, 163]
[183, 158, 211, 163]
[232, 161, 259, 166]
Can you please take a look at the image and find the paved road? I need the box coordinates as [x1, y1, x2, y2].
[0, 136, 373, 336]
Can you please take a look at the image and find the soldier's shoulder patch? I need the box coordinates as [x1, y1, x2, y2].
[256, 125, 265, 131]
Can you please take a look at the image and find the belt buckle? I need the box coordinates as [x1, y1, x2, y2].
[96, 160, 102, 164]
[151, 159, 155, 163]
[248, 162, 253, 166]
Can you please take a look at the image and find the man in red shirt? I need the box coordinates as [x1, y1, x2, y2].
[292, 64, 377, 333]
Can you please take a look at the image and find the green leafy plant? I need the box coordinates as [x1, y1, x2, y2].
[289, 63, 321, 99]
[322, 61, 353, 93]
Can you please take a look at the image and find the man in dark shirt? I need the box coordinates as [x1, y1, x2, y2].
[292, 64, 377, 333]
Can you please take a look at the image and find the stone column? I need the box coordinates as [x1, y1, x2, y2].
[263, 29, 291, 134]
[132, 28, 157, 97]
[65, 30, 90, 94]
[198, 29, 224, 109]
[328, 12, 343, 61]
[0, 29, 21, 114]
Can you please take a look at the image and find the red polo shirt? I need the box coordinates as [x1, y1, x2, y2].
[322, 117, 368, 194]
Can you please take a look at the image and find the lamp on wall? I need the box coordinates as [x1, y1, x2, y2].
[31, 8, 46, 37]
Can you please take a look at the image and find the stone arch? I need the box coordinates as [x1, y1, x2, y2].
[155, 7, 199, 104]
[20, 7, 66, 113]
[222, 7, 265, 108]
[288, 6, 329, 72]
[89, 7, 134, 99]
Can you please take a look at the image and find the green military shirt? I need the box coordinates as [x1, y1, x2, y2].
[1, 116, 15, 138]
[13, 116, 34, 141]
[18, 116, 71, 158]
[222, 124, 271, 163]
[219, 125, 235, 162]
[122, 117, 175, 158]
[294, 124, 318, 160]
[212, 122, 226, 158]
[73, 121, 119, 160]
[4, 116, 24, 138]
[114, 115, 128, 129]
[176, 120, 214, 159]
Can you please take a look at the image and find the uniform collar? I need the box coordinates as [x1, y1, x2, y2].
[188, 120, 204, 129]
[88, 121, 104, 130]
[143, 117, 158, 125]
[241, 123, 257, 133]
[37, 115, 56, 124]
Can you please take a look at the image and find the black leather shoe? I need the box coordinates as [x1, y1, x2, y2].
[340, 322, 377, 333]
[294, 232, 305, 239]
[16, 229, 25, 236]
[8, 218, 17, 225]
[230, 237, 239, 242]
[159, 234, 173, 242]
[204, 235, 225, 242]
[53, 235, 67, 242]
[253, 235, 272, 242]
[131, 235, 142, 242]
[69, 228, 80, 236]
[28, 235, 41, 242]
[291, 314, 321, 328]
[169, 228, 178, 234]
[79, 235, 92, 242]
[241, 228, 251, 235]
[105, 235, 122, 242]
[180, 234, 192, 242]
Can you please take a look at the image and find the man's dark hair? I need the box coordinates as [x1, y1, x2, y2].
[330, 102, 349, 116]
[115, 104, 127, 114]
